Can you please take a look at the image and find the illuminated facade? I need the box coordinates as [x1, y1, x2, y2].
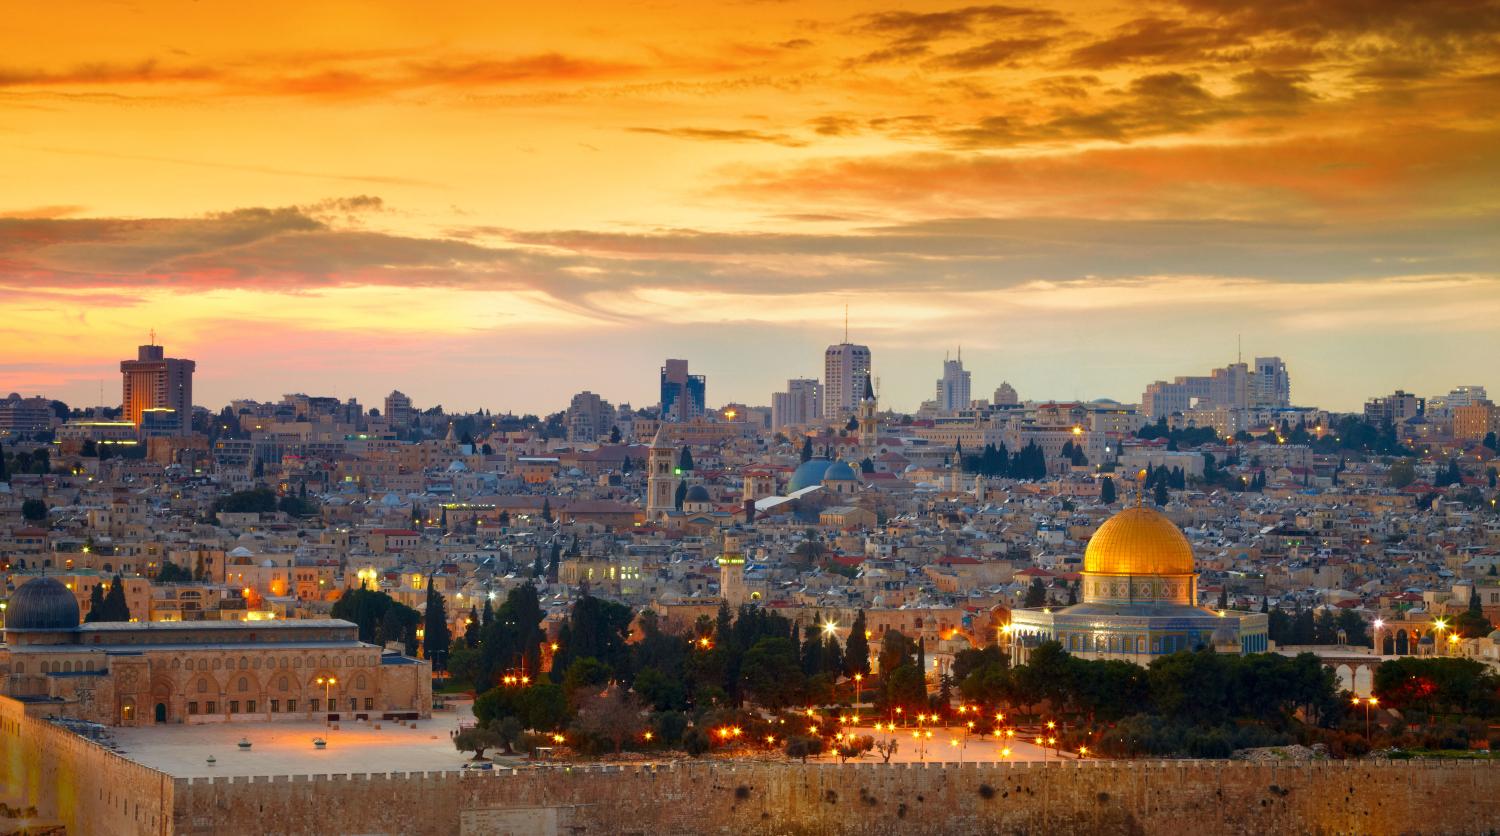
[1007, 505, 1267, 664]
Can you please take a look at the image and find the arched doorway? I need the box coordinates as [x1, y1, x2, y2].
[1382, 634, 1395, 655]
[1395, 629, 1409, 655]
[155, 702, 167, 723]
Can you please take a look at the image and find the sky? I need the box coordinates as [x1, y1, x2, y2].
[2, 0, 1498, 415]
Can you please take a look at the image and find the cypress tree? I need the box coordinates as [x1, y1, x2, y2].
[1100, 476, 1116, 504]
[101, 574, 130, 622]
[464, 606, 480, 649]
[482, 598, 494, 628]
[674, 480, 687, 510]
[845, 610, 870, 677]
[85, 580, 105, 622]
[423, 578, 451, 670]
[801, 437, 813, 463]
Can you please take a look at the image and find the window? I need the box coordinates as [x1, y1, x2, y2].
[357, 656, 366, 667]
[229, 701, 239, 714]
[311, 699, 320, 712]
[278, 677, 289, 691]
[13, 663, 21, 674]
[197, 679, 209, 693]
[188, 702, 199, 715]
[287, 700, 296, 712]
[252, 658, 262, 669]
[247, 700, 256, 713]
[349, 698, 357, 711]
[206, 701, 216, 714]
[270, 700, 280, 713]
[364, 698, 374, 710]
[356, 675, 366, 690]
[239, 658, 249, 669]
[345, 657, 354, 668]
[238, 677, 248, 692]
[212, 659, 222, 670]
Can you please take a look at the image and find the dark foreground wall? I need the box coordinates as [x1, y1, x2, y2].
[170, 757, 1500, 836]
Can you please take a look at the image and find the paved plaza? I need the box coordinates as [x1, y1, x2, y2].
[111, 708, 1082, 779]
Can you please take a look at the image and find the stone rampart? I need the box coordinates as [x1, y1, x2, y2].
[171, 757, 1500, 836]
[0, 697, 173, 836]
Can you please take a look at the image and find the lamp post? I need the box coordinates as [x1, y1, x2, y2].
[316, 676, 337, 726]
[1352, 696, 1379, 739]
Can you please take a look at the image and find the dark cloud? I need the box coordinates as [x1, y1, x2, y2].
[854, 5, 1064, 45]
[777, 39, 815, 49]
[1068, 18, 1248, 69]
[808, 116, 864, 136]
[923, 37, 1054, 71]
[1175, 0, 1500, 41]
[1232, 68, 1318, 104]
[625, 127, 810, 147]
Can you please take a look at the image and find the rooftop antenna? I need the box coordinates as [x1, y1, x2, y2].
[149, 328, 156, 346]
[843, 303, 848, 344]
[1237, 333, 1241, 365]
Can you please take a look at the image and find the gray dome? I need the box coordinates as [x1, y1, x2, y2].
[684, 485, 711, 503]
[788, 457, 834, 492]
[6, 576, 80, 631]
[823, 461, 857, 482]
[1210, 624, 1239, 647]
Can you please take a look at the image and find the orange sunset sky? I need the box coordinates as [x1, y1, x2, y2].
[2, 0, 1498, 413]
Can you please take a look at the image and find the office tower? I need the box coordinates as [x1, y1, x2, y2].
[1364, 391, 1425, 425]
[994, 382, 1019, 406]
[1142, 361, 1255, 419]
[1251, 357, 1290, 408]
[935, 351, 971, 413]
[384, 391, 413, 427]
[660, 359, 705, 422]
[120, 343, 194, 436]
[773, 379, 822, 429]
[823, 343, 871, 420]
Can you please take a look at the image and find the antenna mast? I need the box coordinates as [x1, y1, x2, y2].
[843, 304, 848, 344]
[150, 328, 156, 346]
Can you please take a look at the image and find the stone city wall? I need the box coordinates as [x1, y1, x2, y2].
[172, 757, 1500, 836]
[0, 697, 172, 836]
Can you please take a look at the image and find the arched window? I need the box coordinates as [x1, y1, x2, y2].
[280, 657, 289, 669]
[357, 656, 366, 667]
[13, 663, 22, 674]
[63, 661, 73, 672]
[345, 657, 354, 668]
[86, 661, 94, 671]
[239, 658, 249, 669]
[292, 658, 302, 669]
[278, 677, 289, 691]
[197, 679, 208, 693]
[333, 657, 341, 668]
[252, 658, 262, 670]
[356, 675, 366, 690]
[212, 659, 222, 670]
[171, 659, 181, 670]
[238, 677, 249, 692]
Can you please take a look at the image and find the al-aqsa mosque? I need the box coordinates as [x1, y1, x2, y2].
[1006, 503, 1268, 663]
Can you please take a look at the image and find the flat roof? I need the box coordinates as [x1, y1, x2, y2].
[15, 641, 375, 654]
[78, 619, 357, 632]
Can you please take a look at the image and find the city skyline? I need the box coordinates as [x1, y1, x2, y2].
[3, 0, 1498, 412]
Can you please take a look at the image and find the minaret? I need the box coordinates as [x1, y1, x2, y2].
[719, 532, 746, 607]
[858, 374, 878, 459]
[646, 424, 678, 521]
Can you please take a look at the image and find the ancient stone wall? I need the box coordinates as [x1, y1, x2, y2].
[0, 697, 173, 836]
[171, 757, 1500, 836]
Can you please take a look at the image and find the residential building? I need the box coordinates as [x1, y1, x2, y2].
[384, 391, 413, 427]
[772, 379, 822, 429]
[1251, 357, 1291, 409]
[935, 352, 971, 413]
[1365, 390, 1426, 426]
[120, 343, 194, 436]
[824, 343, 871, 419]
[994, 382, 1019, 406]
[0, 394, 54, 432]
[1454, 401, 1500, 442]
[565, 391, 615, 443]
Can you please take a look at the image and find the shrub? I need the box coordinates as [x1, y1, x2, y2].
[683, 727, 712, 756]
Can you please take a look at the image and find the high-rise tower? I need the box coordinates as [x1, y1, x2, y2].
[120, 341, 194, 436]
[824, 343, 871, 420]
[935, 349, 971, 412]
[858, 375, 878, 459]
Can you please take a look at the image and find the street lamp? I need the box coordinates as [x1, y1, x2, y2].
[316, 676, 337, 725]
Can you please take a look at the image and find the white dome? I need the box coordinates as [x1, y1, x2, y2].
[447, 460, 469, 472]
[260, 558, 277, 568]
[228, 546, 254, 558]
[380, 494, 402, 506]
[569, 468, 584, 477]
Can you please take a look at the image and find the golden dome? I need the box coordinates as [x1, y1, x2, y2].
[1083, 504, 1194, 576]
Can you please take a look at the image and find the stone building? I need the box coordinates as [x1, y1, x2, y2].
[0, 576, 430, 726]
[1007, 503, 1268, 663]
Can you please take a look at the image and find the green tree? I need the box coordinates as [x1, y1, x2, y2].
[1100, 476, 1116, 504]
[844, 610, 871, 677]
[21, 499, 47, 522]
[884, 664, 927, 711]
[1386, 458, 1417, 489]
[609, 425, 622, 444]
[1023, 577, 1048, 608]
[213, 488, 278, 515]
[801, 437, 812, 463]
[454, 727, 505, 760]
[541, 498, 552, 523]
[1153, 479, 1169, 506]
[674, 480, 687, 510]
[679, 447, 694, 472]
[740, 637, 803, 711]
[99, 575, 131, 622]
[84, 580, 106, 623]
[423, 579, 452, 671]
